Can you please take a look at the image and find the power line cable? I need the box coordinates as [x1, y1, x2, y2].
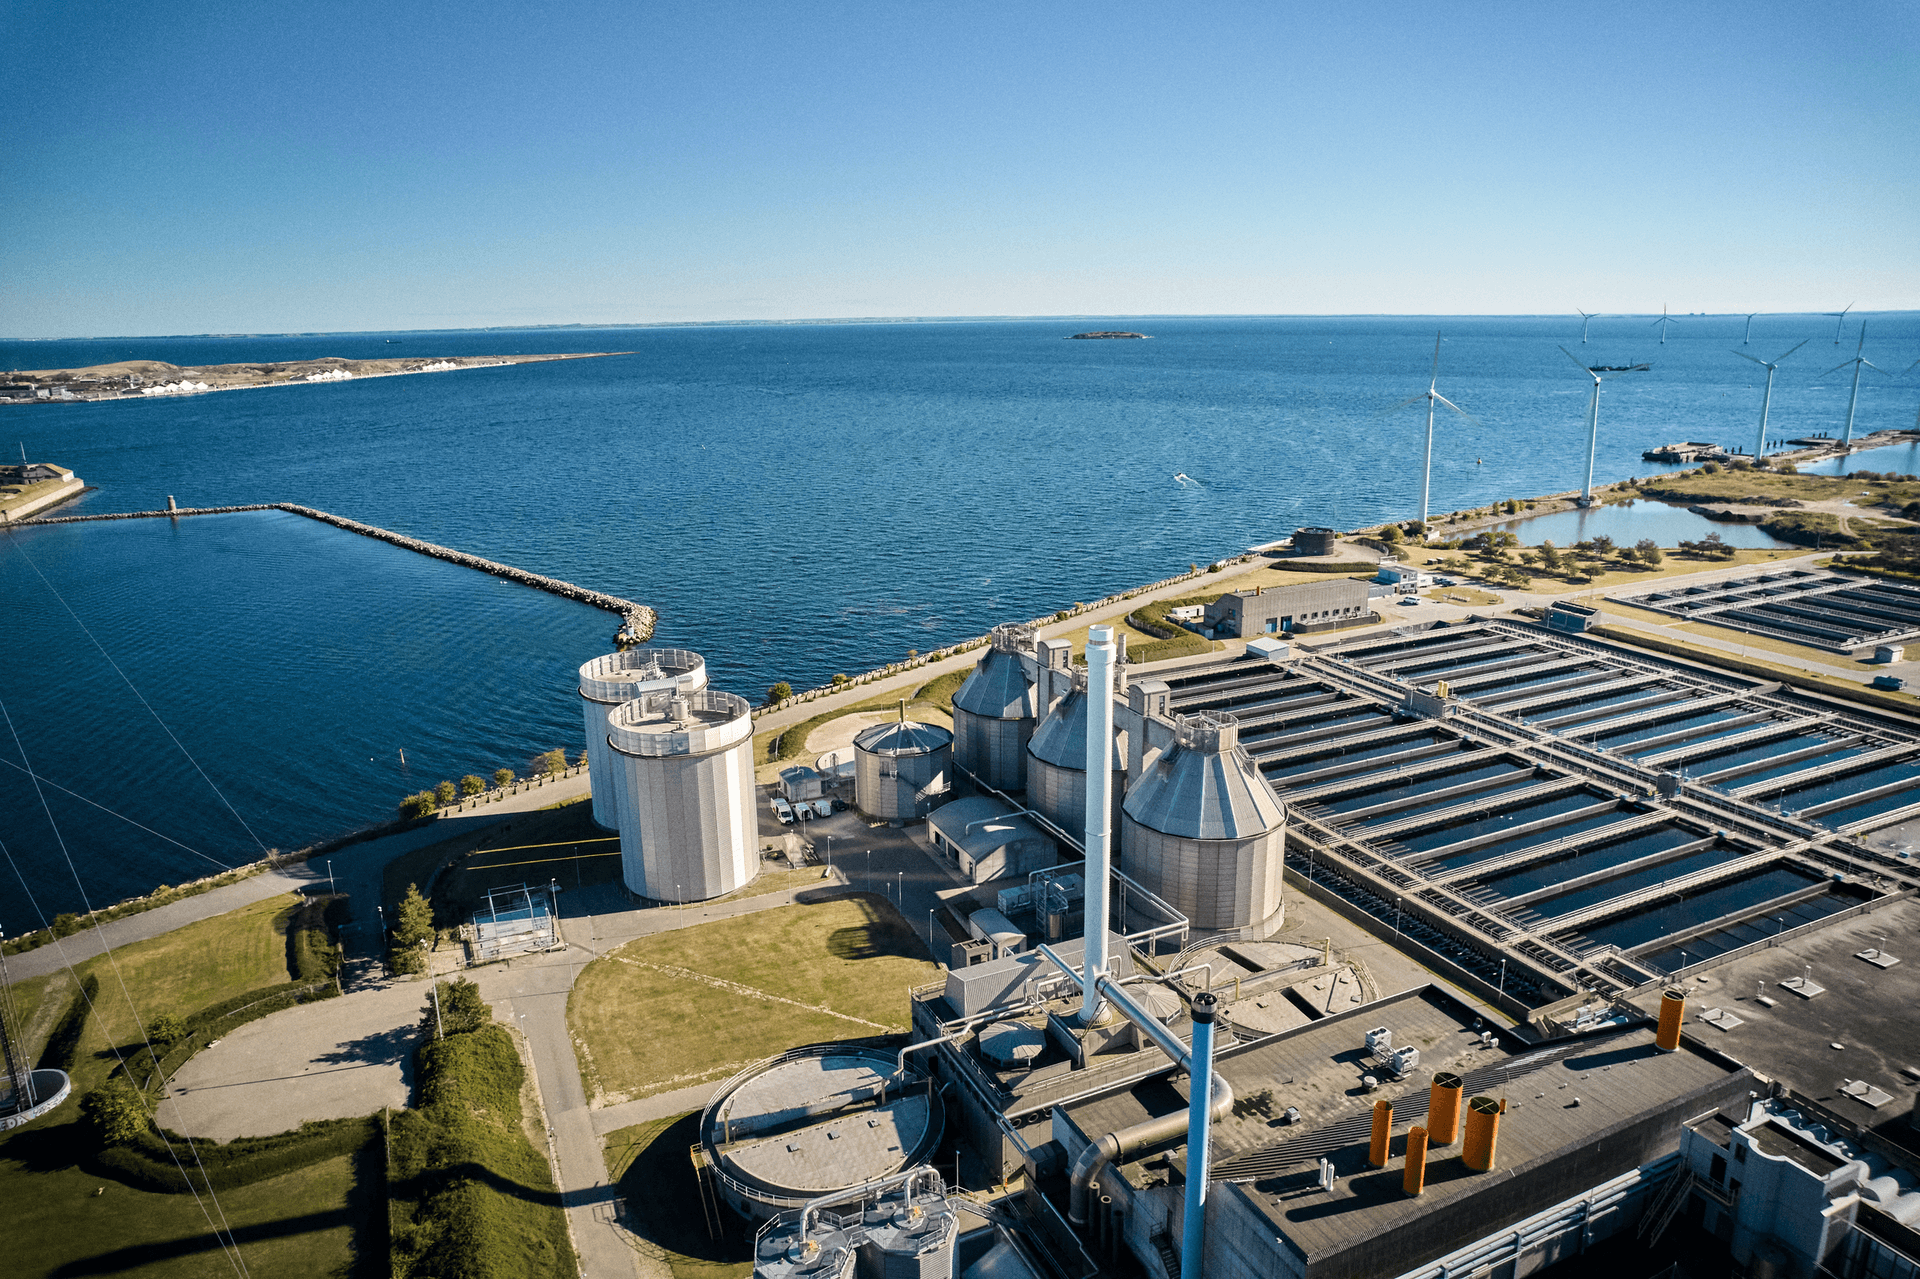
[0, 755, 239, 873]
[8, 538, 271, 857]
[0, 700, 251, 1278]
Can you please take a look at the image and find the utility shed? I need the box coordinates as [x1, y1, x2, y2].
[1050, 985, 1753, 1279]
[928, 796, 1058, 884]
[1204, 579, 1373, 638]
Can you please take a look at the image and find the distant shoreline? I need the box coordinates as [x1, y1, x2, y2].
[1, 350, 628, 405]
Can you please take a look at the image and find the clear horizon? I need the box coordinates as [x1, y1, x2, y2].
[4, 1, 1916, 338]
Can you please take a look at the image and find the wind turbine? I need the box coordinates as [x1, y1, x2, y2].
[1560, 347, 1610, 506]
[1733, 340, 1808, 459]
[1743, 313, 1757, 345]
[1821, 322, 1886, 449]
[1650, 304, 1679, 345]
[1380, 334, 1474, 539]
[1577, 310, 1595, 343]
[1827, 303, 1854, 344]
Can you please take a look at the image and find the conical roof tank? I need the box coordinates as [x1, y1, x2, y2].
[1025, 666, 1124, 848]
[853, 720, 953, 820]
[951, 624, 1037, 792]
[1121, 711, 1287, 934]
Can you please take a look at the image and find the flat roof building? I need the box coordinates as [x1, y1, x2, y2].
[1203, 579, 1374, 639]
[928, 796, 1057, 885]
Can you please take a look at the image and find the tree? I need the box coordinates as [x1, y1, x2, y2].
[767, 682, 793, 705]
[434, 779, 457, 807]
[493, 767, 514, 788]
[391, 883, 434, 973]
[831, 673, 849, 687]
[460, 774, 485, 797]
[575, 748, 589, 768]
[538, 748, 567, 777]
[1702, 461, 1721, 474]
[1537, 541, 1564, 573]
[1405, 520, 1426, 537]
[1380, 524, 1403, 544]
[1634, 539, 1663, 566]
[421, 977, 491, 1038]
[398, 791, 436, 820]
[81, 1081, 148, 1147]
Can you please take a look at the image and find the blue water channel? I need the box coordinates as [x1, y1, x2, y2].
[1316, 760, 1524, 814]
[1391, 791, 1611, 856]
[1634, 890, 1857, 972]
[1494, 501, 1794, 550]
[1523, 842, 1732, 920]
[1472, 826, 1704, 901]
[1567, 865, 1825, 953]
[1263, 733, 1450, 780]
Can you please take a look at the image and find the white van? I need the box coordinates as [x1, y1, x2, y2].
[771, 797, 795, 824]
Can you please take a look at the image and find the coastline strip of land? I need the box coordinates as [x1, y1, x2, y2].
[0, 351, 627, 404]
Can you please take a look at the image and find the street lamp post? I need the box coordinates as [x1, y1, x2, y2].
[1498, 958, 1507, 996]
[1394, 897, 1402, 938]
[327, 859, 335, 896]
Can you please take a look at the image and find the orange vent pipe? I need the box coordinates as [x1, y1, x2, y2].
[1403, 1124, 1429, 1196]
[1656, 987, 1685, 1052]
[1368, 1099, 1394, 1168]
[1462, 1095, 1504, 1172]
[1428, 1072, 1464, 1145]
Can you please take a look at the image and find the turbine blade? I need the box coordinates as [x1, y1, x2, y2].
[1372, 391, 1432, 418]
[1732, 350, 1768, 367]
[1559, 345, 1594, 375]
[1820, 359, 1853, 378]
[1862, 360, 1888, 376]
[1430, 333, 1442, 385]
[1774, 339, 1810, 363]
[1432, 393, 1480, 425]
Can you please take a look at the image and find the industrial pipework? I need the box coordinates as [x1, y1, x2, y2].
[1656, 987, 1685, 1052]
[1180, 991, 1221, 1279]
[794, 1165, 946, 1242]
[1080, 625, 1116, 1027]
[1033, 944, 1234, 1240]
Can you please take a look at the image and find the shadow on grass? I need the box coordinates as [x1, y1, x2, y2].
[51, 1206, 358, 1277]
[612, 1111, 754, 1267]
[815, 894, 925, 962]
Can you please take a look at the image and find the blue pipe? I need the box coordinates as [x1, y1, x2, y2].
[1180, 991, 1219, 1279]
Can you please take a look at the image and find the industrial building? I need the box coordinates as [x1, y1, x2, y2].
[927, 796, 1056, 884]
[577, 647, 708, 828]
[1616, 569, 1920, 654]
[797, 613, 1920, 1279]
[1202, 579, 1375, 638]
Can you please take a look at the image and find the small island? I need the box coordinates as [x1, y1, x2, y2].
[0, 351, 627, 404]
[1068, 331, 1150, 339]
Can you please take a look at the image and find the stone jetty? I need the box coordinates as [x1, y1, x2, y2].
[9, 501, 656, 645]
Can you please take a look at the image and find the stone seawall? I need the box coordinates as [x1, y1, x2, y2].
[9, 502, 657, 643]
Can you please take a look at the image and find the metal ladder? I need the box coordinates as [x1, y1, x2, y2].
[1637, 1169, 1696, 1245]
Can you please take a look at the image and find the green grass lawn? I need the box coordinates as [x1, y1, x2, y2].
[604, 1113, 752, 1279]
[0, 1118, 375, 1279]
[568, 894, 938, 1104]
[59, 894, 297, 1095]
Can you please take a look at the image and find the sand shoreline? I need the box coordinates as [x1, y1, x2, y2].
[1, 350, 630, 404]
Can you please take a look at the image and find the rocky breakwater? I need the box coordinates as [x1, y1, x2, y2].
[13, 501, 656, 645]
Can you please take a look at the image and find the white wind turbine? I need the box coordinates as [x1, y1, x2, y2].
[1821, 322, 1886, 449]
[1650, 304, 1679, 344]
[1380, 334, 1474, 539]
[1577, 310, 1595, 343]
[1743, 313, 1758, 345]
[1559, 347, 1612, 506]
[1827, 303, 1854, 344]
[1733, 340, 1809, 459]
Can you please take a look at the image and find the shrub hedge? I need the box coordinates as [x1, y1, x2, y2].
[97, 1115, 377, 1194]
[389, 1024, 576, 1279]
[287, 895, 345, 982]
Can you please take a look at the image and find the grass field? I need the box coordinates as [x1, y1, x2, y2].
[1639, 470, 1920, 509]
[752, 678, 960, 782]
[568, 893, 937, 1104]
[604, 1112, 752, 1279]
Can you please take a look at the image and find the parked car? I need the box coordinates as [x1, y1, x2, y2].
[1399, 596, 1420, 606]
[831, 797, 849, 812]
[813, 799, 833, 819]
[771, 797, 794, 824]
[1872, 675, 1906, 691]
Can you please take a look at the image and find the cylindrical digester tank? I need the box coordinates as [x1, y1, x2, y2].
[607, 689, 755, 902]
[1294, 526, 1338, 556]
[1025, 667, 1124, 848]
[1120, 711, 1288, 933]
[951, 624, 1036, 793]
[854, 721, 952, 820]
[578, 648, 708, 830]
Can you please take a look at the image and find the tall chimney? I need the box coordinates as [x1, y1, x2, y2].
[1081, 625, 1116, 1026]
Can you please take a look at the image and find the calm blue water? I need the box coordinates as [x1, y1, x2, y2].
[3, 314, 1917, 927]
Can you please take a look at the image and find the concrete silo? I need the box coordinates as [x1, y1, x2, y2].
[1025, 666, 1124, 848]
[951, 624, 1037, 793]
[578, 648, 708, 830]
[1120, 710, 1288, 935]
[854, 720, 952, 821]
[606, 689, 755, 902]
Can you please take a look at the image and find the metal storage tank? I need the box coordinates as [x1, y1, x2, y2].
[607, 689, 755, 902]
[951, 624, 1037, 792]
[1025, 667, 1124, 848]
[1120, 710, 1288, 934]
[578, 648, 708, 830]
[854, 720, 952, 821]
[1294, 526, 1339, 556]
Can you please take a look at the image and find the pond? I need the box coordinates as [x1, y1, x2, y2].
[1493, 499, 1794, 549]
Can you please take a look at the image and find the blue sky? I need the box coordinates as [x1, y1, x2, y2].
[2, 1, 1915, 336]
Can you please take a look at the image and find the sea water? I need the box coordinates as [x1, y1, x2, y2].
[3, 314, 1916, 927]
